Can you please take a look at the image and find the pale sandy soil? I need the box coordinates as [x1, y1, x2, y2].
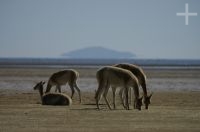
[0, 67, 200, 132]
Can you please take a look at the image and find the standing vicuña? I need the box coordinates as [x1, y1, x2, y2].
[33, 81, 72, 105]
[114, 63, 152, 109]
[95, 66, 143, 110]
[45, 69, 81, 103]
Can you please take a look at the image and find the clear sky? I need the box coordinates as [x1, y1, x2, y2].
[0, 0, 199, 59]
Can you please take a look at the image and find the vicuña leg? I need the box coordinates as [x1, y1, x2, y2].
[103, 85, 112, 110]
[112, 87, 117, 109]
[74, 83, 81, 103]
[95, 82, 105, 110]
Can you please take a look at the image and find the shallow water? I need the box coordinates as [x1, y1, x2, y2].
[0, 72, 200, 93]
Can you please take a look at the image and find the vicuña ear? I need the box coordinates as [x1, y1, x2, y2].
[42, 81, 46, 85]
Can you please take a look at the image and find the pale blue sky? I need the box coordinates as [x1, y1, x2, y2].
[0, 0, 199, 59]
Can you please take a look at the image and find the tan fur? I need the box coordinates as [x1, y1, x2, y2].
[95, 66, 142, 110]
[33, 81, 72, 106]
[114, 63, 152, 109]
[45, 69, 81, 103]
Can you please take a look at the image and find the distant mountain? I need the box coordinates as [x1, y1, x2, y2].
[61, 46, 136, 59]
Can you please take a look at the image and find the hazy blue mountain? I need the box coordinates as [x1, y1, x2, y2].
[61, 46, 136, 59]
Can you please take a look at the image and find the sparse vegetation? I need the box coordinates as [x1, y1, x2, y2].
[0, 67, 200, 132]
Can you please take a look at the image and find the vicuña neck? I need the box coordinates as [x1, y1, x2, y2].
[39, 86, 44, 101]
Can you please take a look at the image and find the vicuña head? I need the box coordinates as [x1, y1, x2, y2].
[143, 92, 153, 109]
[33, 81, 72, 106]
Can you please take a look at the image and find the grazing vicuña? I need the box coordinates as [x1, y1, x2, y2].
[45, 69, 81, 103]
[95, 66, 142, 110]
[114, 63, 152, 109]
